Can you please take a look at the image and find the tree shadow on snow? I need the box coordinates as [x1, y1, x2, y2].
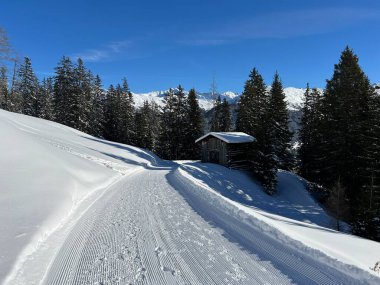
[178, 162, 333, 229]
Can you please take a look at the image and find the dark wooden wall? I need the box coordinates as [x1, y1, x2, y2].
[200, 136, 252, 169]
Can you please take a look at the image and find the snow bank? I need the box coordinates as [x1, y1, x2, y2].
[0, 110, 157, 284]
[177, 161, 380, 280]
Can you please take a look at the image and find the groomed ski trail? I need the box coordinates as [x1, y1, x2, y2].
[43, 166, 378, 285]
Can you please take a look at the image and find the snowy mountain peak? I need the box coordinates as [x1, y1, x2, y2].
[132, 87, 316, 111]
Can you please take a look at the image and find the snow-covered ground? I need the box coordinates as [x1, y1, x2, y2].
[1, 109, 380, 284]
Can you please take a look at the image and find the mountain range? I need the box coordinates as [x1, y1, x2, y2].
[132, 87, 310, 111]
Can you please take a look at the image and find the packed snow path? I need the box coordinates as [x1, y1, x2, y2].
[43, 167, 373, 285]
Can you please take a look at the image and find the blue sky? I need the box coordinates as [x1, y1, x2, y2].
[2, 0, 380, 92]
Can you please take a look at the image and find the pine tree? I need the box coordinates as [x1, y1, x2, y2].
[320, 47, 374, 203]
[157, 88, 178, 159]
[119, 78, 135, 145]
[103, 84, 118, 141]
[73, 58, 92, 132]
[173, 85, 188, 159]
[303, 47, 379, 240]
[352, 92, 380, 240]
[220, 98, 232, 132]
[16, 57, 40, 117]
[54, 56, 76, 126]
[269, 72, 293, 170]
[210, 95, 222, 132]
[299, 85, 324, 183]
[0, 66, 10, 110]
[148, 101, 161, 152]
[236, 68, 277, 194]
[39, 77, 55, 120]
[90, 75, 105, 137]
[135, 101, 154, 150]
[185, 88, 204, 159]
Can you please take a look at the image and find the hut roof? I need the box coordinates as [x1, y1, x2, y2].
[195, 132, 255, 144]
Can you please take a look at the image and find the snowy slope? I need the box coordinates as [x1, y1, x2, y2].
[0, 110, 159, 284]
[132, 87, 311, 111]
[1, 110, 380, 284]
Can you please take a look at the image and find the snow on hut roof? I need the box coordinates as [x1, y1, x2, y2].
[195, 132, 255, 144]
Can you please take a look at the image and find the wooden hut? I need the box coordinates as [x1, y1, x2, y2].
[195, 132, 255, 169]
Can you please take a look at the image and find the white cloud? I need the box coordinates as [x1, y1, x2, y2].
[73, 40, 133, 62]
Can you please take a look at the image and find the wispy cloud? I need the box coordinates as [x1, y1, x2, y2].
[180, 8, 380, 46]
[73, 40, 133, 62]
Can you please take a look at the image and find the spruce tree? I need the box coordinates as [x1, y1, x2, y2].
[119, 78, 135, 145]
[220, 98, 232, 132]
[236, 68, 277, 194]
[352, 91, 380, 240]
[173, 85, 188, 159]
[210, 95, 222, 132]
[73, 58, 92, 132]
[135, 101, 154, 150]
[90, 75, 105, 137]
[16, 57, 39, 117]
[103, 85, 118, 141]
[157, 88, 178, 159]
[320, 47, 374, 202]
[269, 72, 293, 170]
[157, 86, 189, 159]
[0, 66, 10, 110]
[148, 101, 161, 152]
[39, 77, 55, 120]
[185, 88, 204, 159]
[304, 46, 379, 240]
[54, 56, 76, 126]
[299, 85, 324, 183]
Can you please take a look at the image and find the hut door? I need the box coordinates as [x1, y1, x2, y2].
[209, 151, 219, 163]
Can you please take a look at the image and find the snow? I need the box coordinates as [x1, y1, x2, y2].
[1, 109, 380, 284]
[132, 87, 314, 111]
[195, 132, 255, 144]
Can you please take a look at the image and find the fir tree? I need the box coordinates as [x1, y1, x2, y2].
[299, 86, 324, 182]
[210, 95, 222, 132]
[0, 66, 10, 110]
[103, 84, 118, 141]
[220, 98, 232, 132]
[135, 101, 154, 150]
[16, 57, 39, 117]
[119, 78, 135, 145]
[352, 92, 380, 240]
[147, 101, 161, 152]
[90, 75, 105, 137]
[157, 86, 189, 159]
[236, 68, 277, 194]
[173, 85, 188, 159]
[73, 58, 92, 132]
[54, 56, 76, 126]
[269, 72, 293, 170]
[39, 77, 55, 120]
[157, 88, 178, 159]
[320, 47, 374, 203]
[185, 88, 204, 159]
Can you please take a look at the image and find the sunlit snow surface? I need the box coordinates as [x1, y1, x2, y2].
[132, 87, 314, 111]
[1, 109, 379, 285]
